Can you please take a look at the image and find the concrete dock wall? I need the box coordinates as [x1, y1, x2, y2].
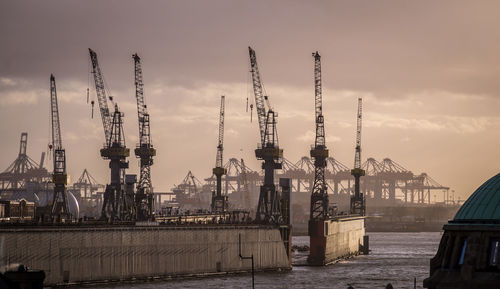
[324, 217, 365, 262]
[1, 225, 290, 286]
[309, 216, 365, 265]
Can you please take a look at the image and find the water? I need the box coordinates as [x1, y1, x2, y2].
[95, 232, 442, 289]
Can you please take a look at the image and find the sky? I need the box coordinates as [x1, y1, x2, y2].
[1, 0, 500, 202]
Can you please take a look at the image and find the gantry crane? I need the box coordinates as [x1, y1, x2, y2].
[350, 98, 366, 215]
[248, 47, 283, 223]
[133, 53, 156, 221]
[49, 74, 70, 218]
[89, 48, 132, 221]
[309, 52, 329, 220]
[211, 95, 228, 212]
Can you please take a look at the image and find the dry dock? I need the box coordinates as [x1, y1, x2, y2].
[1, 224, 291, 286]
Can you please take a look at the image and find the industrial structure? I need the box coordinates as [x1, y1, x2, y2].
[350, 98, 366, 215]
[248, 46, 285, 224]
[49, 74, 70, 219]
[89, 48, 132, 221]
[211, 95, 228, 212]
[133, 53, 156, 221]
[309, 51, 330, 220]
[0, 133, 51, 198]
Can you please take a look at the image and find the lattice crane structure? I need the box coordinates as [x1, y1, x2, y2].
[0, 133, 51, 195]
[133, 53, 156, 221]
[309, 52, 330, 220]
[211, 95, 228, 212]
[49, 75, 70, 218]
[248, 47, 283, 223]
[350, 98, 366, 215]
[89, 48, 132, 221]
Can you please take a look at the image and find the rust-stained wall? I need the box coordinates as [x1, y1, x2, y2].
[309, 216, 365, 265]
[1, 225, 290, 286]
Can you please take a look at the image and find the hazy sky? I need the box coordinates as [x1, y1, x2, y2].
[2, 0, 500, 201]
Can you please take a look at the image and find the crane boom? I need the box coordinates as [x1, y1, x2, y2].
[248, 47, 268, 145]
[216, 95, 225, 168]
[89, 48, 112, 145]
[354, 98, 362, 169]
[313, 52, 325, 147]
[50, 75, 62, 150]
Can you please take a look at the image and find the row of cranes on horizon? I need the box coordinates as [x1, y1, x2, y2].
[48, 47, 365, 222]
[212, 47, 366, 222]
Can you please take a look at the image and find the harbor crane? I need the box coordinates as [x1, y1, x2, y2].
[248, 47, 283, 223]
[49, 74, 70, 218]
[309, 52, 329, 220]
[133, 53, 156, 221]
[211, 95, 228, 212]
[89, 48, 132, 221]
[350, 98, 366, 215]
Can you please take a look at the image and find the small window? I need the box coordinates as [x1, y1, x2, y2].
[458, 239, 467, 265]
[489, 239, 500, 266]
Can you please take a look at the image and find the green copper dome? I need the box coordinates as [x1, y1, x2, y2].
[454, 173, 500, 222]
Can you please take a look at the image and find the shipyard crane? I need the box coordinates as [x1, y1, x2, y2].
[248, 47, 283, 223]
[211, 95, 228, 212]
[350, 98, 366, 215]
[49, 75, 70, 218]
[89, 48, 132, 221]
[133, 53, 156, 221]
[310, 52, 329, 220]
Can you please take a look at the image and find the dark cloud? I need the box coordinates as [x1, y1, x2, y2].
[2, 1, 500, 95]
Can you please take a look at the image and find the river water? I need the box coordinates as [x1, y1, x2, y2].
[95, 232, 442, 289]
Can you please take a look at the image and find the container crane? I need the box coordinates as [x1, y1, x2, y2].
[248, 47, 283, 223]
[211, 95, 228, 212]
[309, 52, 329, 220]
[89, 48, 132, 221]
[133, 53, 156, 221]
[49, 74, 70, 218]
[350, 98, 366, 215]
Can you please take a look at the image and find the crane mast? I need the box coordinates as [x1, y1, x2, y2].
[89, 48, 132, 221]
[49, 74, 70, 218]
[133, 53, 156, 221]
[350, 98, 366, 215]
[211, 95, 228, 212]
[309, 52, 329, 220]
[248, 47, 283, 223]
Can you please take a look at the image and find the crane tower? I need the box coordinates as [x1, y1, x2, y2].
[89, 48, 132, 221]
[211, 95, 228, 212]
[309, 52, 329, 220]
[133, 53, 156, 221]
[350, 98, 366, 215]
[49, 74, 70, 218]
[248, 47, 283, 223]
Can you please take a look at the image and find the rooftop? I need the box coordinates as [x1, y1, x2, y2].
[454, 173, 500, 222]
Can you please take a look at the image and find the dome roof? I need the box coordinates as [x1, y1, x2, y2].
[454, 173, 500, 222]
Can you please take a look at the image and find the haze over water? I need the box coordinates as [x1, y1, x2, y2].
[94, 232, 441, 289]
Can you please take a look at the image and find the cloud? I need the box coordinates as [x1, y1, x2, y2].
[0, 89, 41, 106]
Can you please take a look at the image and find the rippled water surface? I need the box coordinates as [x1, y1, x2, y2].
[95, 232, 442, 289]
